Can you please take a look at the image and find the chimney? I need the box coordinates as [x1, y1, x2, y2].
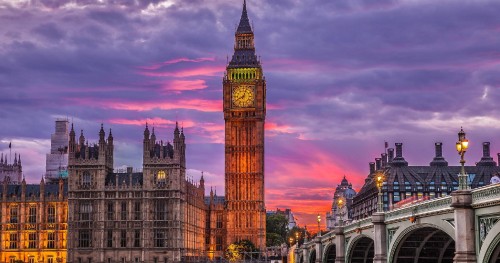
[395, 143, 403, 158]
[388, 148, 394, 163]
[477, 142, 496, 166]
[430, 142, 448, 166]
[483, 142, 491, 157]
[369, 162, 375, 174]
[392, 143, 408, 167]
[381, 153, 388, 168]
[375, 158, 382, 170]
[498, 153, 500, 166]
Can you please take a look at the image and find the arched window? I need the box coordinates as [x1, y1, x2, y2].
[82, 171, 91, 186]
[156, 171, 167, 185]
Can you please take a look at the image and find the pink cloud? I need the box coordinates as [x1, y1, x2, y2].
[163, 79, 207, 92]
[69, 98, 222, 112]
[108, 117, 196, 128]
[138, 65, 225, 78]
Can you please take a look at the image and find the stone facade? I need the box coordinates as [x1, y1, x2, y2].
[326, 176, 356, 230]
[0, 153, 22, 184]
[67, 124, 206, 263]
[0, 179, 68, 263]
[223, 0, 266, 250]
[351, 142, 500, 220]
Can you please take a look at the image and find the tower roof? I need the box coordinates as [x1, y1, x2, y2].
[236, 0, 252, 34]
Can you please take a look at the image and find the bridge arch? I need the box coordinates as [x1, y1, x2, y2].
[309, 248, 316, 263]
[389, 224, 455, 263]
[322, 243, 336, 263]
[478, 218, 500, 263]
[346, 235, 374, 263]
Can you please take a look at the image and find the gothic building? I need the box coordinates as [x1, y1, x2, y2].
[0, 178, 68, 263]
[223, 0, 266, 250]
[0, 153, 22, 184]
[351, 142, 500, 220]
[325, 176, 356, 230]
[67, 124, 206, 263]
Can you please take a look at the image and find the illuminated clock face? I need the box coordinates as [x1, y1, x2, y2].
[232, 85, 254, 107]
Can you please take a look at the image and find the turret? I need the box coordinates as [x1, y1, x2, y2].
[200, 172, 205, 189]
[99, 123, 105, 144]
[69, 123, 76, 153]
[108, 129, 113, 147]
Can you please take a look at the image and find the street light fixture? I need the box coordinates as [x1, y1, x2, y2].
[456, 127, 469, 190]
[375, 172, 385, 212]
[317, 214, 321, 237]
[289, 237, 293, 247]
[337, 197, 345, 226]
[295, 231, 299, 246]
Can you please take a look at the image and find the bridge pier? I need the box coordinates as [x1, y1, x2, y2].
[451, 190, 477, 263]
[315, 236, 323, 263]
[372, 212, 387, 263]
[334, 226, 345, 263]
[303, 244, 308, 263]
[295, 247, 300, 263]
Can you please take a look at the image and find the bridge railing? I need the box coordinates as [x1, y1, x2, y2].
[385, 195, 453, 223]
[472, 183, 500, 208]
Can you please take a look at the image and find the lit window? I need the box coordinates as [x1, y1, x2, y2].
[48, 232, 55, 249]
[28, 232, 37, 249]
[28, 206, 37, 223]
[48, 205, 56, 223]
[9, 233, 18, 249]
[156, 170, 167, 184]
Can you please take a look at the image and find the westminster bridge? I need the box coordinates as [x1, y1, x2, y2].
[295, 183, 500, 263]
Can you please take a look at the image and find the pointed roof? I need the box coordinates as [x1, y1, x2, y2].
[236, 0, 252, 34]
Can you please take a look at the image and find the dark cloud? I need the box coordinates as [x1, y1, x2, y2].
[1, 0, 500, 226]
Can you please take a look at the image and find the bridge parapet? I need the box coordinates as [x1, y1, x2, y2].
[344, 216, 372, 234]
[472, 183, 500, 208]
[385, 195, 452, 223]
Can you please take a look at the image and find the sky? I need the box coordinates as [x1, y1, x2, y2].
[1, 0, 500, 229]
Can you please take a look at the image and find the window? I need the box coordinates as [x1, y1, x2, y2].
[107, 202, 114, 221]
[28, 232, 37, 249]
[216, 236, 223, 251]
[79, 230, 91, 248]
[28, 257, 35, 263]
[47, 257, 54, 263]
[48, 232, 55, 249]
[134, 230, 140, 247]
[155, 200, 166, 220]
[28, 206, 37, 223]
[216, 214, 223, 228]
[393, 192, 400, 202]
[107, 230, 113, 248]
[154, 229, 166, 247]
[156, 170, 167, 185]
[10, 205, 18, 223]
[121, 202, 127, 221]
[82, 171, 91, 186]
[134, 202, 141, 220]
[80, 202, 92, 221]
[48, 205, 56, 223]
[9, 257, 16, 263]
[9, 233, 18, 249]
[120, 230, 127, 247]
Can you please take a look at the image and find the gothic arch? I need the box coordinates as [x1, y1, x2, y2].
[478, 217, 500, 263]
[346, 235, 374, 263]
[388, 223, 455, 263]
[309, 248, 316, 263]
[322, 243, 336, 263]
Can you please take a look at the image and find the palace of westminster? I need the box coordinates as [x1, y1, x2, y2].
[2, 1, 500, 263]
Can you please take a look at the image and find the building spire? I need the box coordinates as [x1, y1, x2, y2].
[237, 0, 252, 34]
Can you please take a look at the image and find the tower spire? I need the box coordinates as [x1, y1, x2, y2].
[237, 0, 252, 34]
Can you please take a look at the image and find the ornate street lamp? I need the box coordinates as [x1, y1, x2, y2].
[456, 127, 469, 190]
[317, 214, 321, 237]
[289, 237, 293, 247]
[375, 172, 385, 212]
[295, 231, 299, 245]
[337, 197, 345, 226]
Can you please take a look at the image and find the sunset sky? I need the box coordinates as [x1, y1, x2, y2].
[1, 0, 500, 229]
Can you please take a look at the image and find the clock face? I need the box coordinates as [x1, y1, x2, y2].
[232, 85, 254, 107]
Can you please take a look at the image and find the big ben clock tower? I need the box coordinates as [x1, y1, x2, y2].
[223, 0, 266, 250]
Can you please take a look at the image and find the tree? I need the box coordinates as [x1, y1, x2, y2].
[225, 239, 259, 262]
[266, 213, 289, 246]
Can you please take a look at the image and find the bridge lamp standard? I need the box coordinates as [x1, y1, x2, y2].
[317, 214, 321, 237]
[337, 197, 345, 226]
[375, 172, 385, 212]
[456, 127, 469, 190]
[289, 237, 293, 247]
[295, 231, 299, 245]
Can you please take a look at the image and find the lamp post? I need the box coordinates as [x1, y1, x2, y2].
[375, 172, 385, 212]
[317, 214, 321, 237]
[456, 127, 469, 190]
[289, 237, 293, 247]
[337, 197, 345, 226]
[295, 231, 299, 246]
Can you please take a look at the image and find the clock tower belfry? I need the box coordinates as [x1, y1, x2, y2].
[223, 0, 266, 250]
